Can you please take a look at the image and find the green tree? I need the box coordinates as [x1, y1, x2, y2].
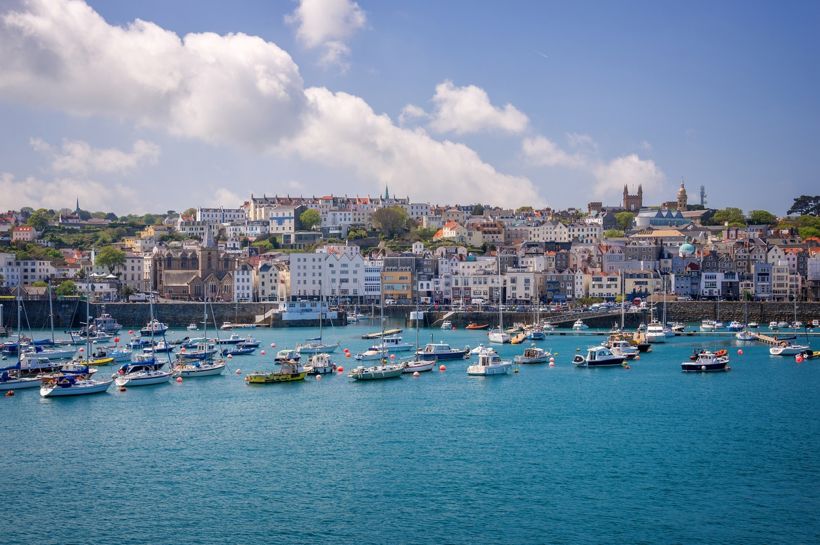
[55, 280, 77, 297]
[412, 227, 438, 241]
[614, 211, 635, 231]
[787, 195, 820, 217]
[346, 228, 369, 240]
[747, 210, 777, 225]
[182, 208, 197, 218]
[603, 229, 625, 238]
[32, 280, 48, 288]
[27, 209, 51, 231]
[372, 206, 409, 238]
[299, 209, 321, 230]
[516, 206, 534, 215]
[471, 204, 485, 216]
[710, 207, 746, 227]
[141, 213, 158, 225]
[96, 246, 126, 273]
[252, 239, 274, 253]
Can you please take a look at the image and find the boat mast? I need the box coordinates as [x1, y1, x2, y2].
[497, 253, 503, 330]
[48, 279, 55, 343]
[319, 280, 323, 343]
[379, 273, 385, 362]
[85, 292, 91, 363]
[16, 285, 22, 368]
[620, 271, 625, 330]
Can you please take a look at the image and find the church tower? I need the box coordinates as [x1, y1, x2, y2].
[677, 181, 688, 211]
[623, 185, 643, 212]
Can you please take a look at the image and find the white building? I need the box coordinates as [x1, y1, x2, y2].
[363, 259, 383, 302]
[196, 207, 246, 224]
[234, 262, 254, 302]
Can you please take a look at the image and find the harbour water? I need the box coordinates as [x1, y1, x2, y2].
[2, 323, 819, 544]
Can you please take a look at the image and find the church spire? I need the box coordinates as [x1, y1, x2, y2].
[384, 185, 390, 200]
[75, 197, 80, 214]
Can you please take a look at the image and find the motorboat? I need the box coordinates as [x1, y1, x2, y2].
[349, 362, 404, 380]
[216, 334, 246, 345]
[143, 340, 174, 354]
[19, 354, 63, 376]
[572, 346, 626, 368]
[700, 320, 719, 332]
[768, 321, 779, 330]
[646, 321, 669, 343]
[187, 323, 198, 331]
[790, 321, 804, 330]
[514, 346, 550, 364]
[274, 349, 300, 362]
[246, 359, 307, 383]
[140, 319, 168, 337]
[221, 344, 256, 357]
[540, 323, 556, 332]
[572, 320, 588, 331]
[608, 340, 639, 360]
[295, 339, 340, 355]
[108, 348, 134, 363]
[92, 312, 122, 334]
[681, 351, 730, 372]
[465, 323, 489, 330]
[219, 322, 257, 330]
[239, 337, 260, 348]
[671, 322, 686, 333]
[487, 328, 511, 344]
[748, 322, 760, 329]
[713, 321, 725, 329]
[415, 342, 470, 361]
[173, 358, 226, 377]
[113, 357, 173, 387]
[769, 342, 810, 356]
[467, 347, 512, 376]
[356, 336, 413, 360]
[39, 373, 112, 397]
[304, 353, 336, 375]
[776, 321, 789, 329]
[525, 328, 546, 341]
[440, 320, 453, 330]
[0, 365, 41, 391]
[470, 344, 486, 355]
[727, 321, 744, 332]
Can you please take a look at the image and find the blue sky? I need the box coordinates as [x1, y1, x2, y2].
[0, 0, 817, 214]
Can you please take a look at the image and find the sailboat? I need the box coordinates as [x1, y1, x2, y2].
[114, 296, 173, 387]
[40, 294, 113, 397]
[174, 295, 226, 377]
[488, 254, 511, 344]
[735, 299, 756, 341]
[349, 284, 403, 380]
[401, 299, 436, 373]
[296, 288, 339, 354]
[0, 289, 42, 391]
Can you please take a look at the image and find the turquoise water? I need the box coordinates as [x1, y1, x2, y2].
[2, 324, 819, 544]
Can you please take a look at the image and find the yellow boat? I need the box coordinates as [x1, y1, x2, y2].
[510, 333, 527, 344]
[81, 357, 115, 366]
[245, 360, 307, 384]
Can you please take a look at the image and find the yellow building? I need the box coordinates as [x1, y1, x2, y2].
[381, 269, 413, 302]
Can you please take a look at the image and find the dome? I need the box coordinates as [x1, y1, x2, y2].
[678, 243, 695, 257]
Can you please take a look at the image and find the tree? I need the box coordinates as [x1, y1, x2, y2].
[32, 280, 48, 288]
[614, 211, 635, 231]
[516, 206, 534, 215]
[372, 206, 409, 238]
[55, 280, 77, 297]
[141, 213, 158, 225]
[299, 209, 321, 231]
[747, 210, 777, 225]
[27, 209, 51, 231]
[710, 207, 746, 227]
[104, 212, 118, 221]
[252, 239, 274, 253]
[346, 228, 369, 240]
[182, 208, 197, 218]
[96, 246, 126, 273]
[787, 195, 820, 217]
[471, 204, 485, 216]
[603, 229, 625, 238]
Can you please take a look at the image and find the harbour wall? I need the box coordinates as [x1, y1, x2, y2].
[1, 300, 817, 331]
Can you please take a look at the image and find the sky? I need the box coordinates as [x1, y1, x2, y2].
[0, 0, 818, 215]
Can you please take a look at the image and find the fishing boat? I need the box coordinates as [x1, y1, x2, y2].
[525, 328, 546, 340]
[40, 373, 112, 397]
[572, 319, 589, 331]
[465, 322, 489, 330]
[92, 310, 122, 334]
[769, 342, 810, 356]
[304, 353, 336, 375]
[467, 347, 512, 376]
[245, 359, 307, 383]
[274, 349, 300, 362]
[140, 319, 168, 337]
[572, 346, 626, 368]
[514, 346, 550, 364]
[415, 342, 470, 361]
[681, 351, 730, 372]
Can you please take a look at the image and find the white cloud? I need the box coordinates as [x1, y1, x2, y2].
[593, 154, 664, 197]
[0, 172, 139, 213]
[521, 136, 585, 169]
[209, 187, 243, 208]
[567, 132, 598, 152]
[1, 0, 305, 148]
[286, 0, 366, 69]
[429, 81, 529, 135]
[30, 138, 160, 175]
[281, 88, 544, 208]
[398, 104, 428, 126]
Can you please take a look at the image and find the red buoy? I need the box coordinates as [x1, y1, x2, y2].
[439, 364, 446, 372]
[737, 349, 743, 356]
[260, 350, 266, 356]
[176, 377, 183, 383]
[337, 366, 344, 373]
[5, 390, 14, 397]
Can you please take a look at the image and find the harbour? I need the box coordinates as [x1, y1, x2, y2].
[2, 322, 819, 545]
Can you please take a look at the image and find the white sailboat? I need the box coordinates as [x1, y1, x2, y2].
[115, 297, 173, 387]
[401, 299, 436, 373]
[0, 289, 42, 391]
[296, 289, 339, 354]
[488, 254, 511, 344]
[349, 283, 403, 381]
[174, 295, 226, 377]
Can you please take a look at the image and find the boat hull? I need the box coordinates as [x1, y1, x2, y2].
[681, 361, 729, 372]
[245, 372, 307, 384]
[114, 371, 173, 387]
[416, 349, 469, 361]
[402, 361, 436, 373]
[176, 362, 226, 377]
[467, 363, 512, 376]
[40, 379, 112, 397]
[0, 377, 41, 390]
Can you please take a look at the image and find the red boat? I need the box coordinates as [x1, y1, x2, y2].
[465, 323, 489, 330]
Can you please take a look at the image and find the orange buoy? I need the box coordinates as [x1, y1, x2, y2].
[413, 371, 420, 377]
[316, 374, 322, 381]
[345, 352, 351, 358]
[5, 390, 14, 397]
[439, 364, 446, 372]
[796, 355, 804, 363]
[176, 377, 183, 383]
[337, 366, 344, 373]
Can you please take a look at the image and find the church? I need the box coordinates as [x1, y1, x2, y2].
[623, 185, 643, 212]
